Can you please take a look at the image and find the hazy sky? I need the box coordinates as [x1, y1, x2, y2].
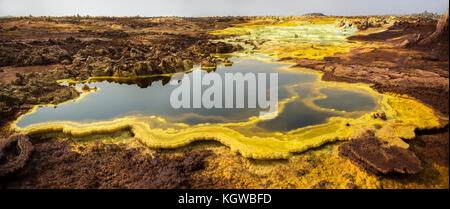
[0, 0, 448, 17]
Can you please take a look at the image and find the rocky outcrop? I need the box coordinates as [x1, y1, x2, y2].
[419, 9, 449, 46]
[69, 40, 241, 79]
[0, 44, 71, 67]
[411, 10, 441, 19]
[0, 70, 79, 126]
[357, 19, 370, 30]
[338, 132, 423, 175]
[337, 17, 388, 30]
[0, 135, 34, 179]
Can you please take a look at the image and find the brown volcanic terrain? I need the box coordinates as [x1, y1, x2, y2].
[0, 14, 449, 188]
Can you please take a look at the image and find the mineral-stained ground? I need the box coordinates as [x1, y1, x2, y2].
[0, 13, 448, 189]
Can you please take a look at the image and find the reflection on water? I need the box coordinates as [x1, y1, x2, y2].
[90, 76, 173, 88]
[16, 56, 378, 133]
[314, 88, 376, 112]
[258, 97, 336, 132]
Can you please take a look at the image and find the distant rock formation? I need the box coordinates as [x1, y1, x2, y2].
[411, 10, 441, 19]
[303, 13, 326, 17]
[419, 9, 449, 46]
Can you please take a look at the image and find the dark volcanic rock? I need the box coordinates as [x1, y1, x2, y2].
[0, 139, 213, 189]
[357, 18, 370, 30]
[0, 135, 34, 178]
[338, 132, 423, 175]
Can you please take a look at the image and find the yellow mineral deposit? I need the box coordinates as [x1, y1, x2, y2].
[211, 17, 389, 60]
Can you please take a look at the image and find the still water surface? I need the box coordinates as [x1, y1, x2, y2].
[16, 56, 377, 132]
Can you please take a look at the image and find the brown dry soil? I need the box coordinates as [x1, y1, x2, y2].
[0, 16, 449, 188]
